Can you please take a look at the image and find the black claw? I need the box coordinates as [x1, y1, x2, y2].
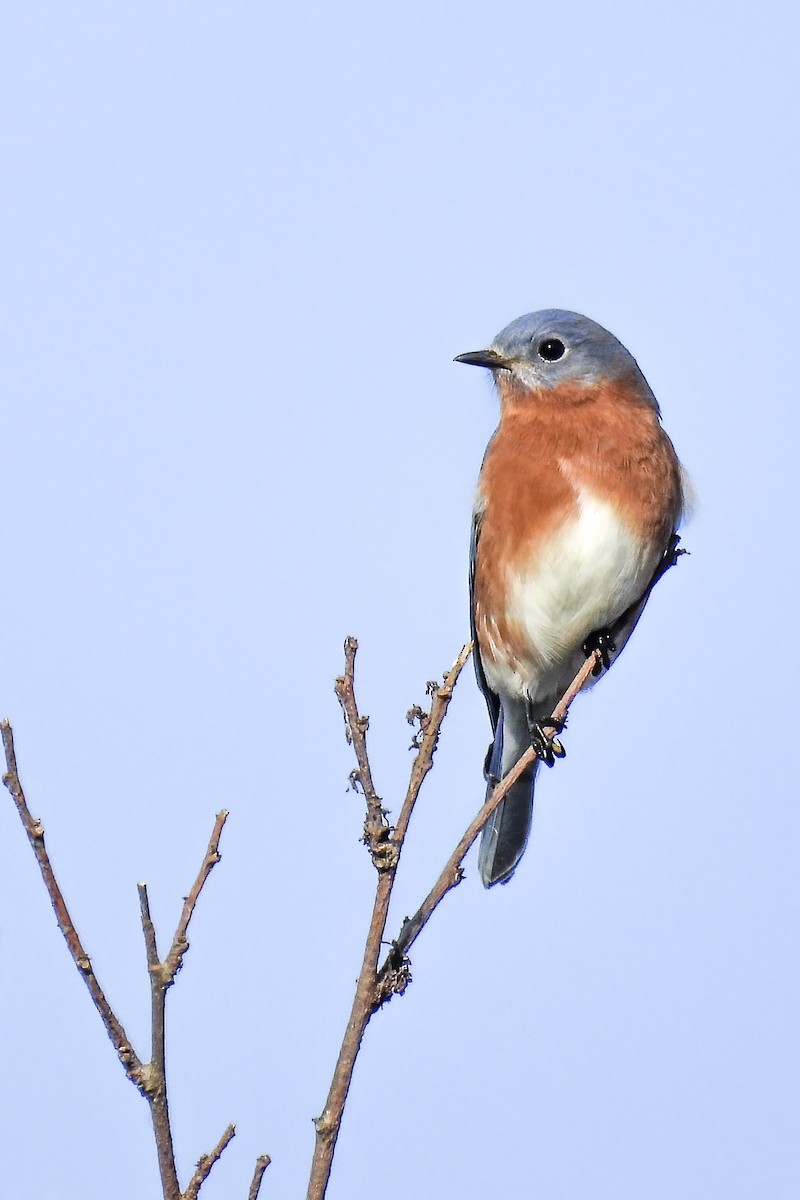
[531, 725, 555, 766]
[525, 711, 567, 767]
[583, 628, 616, 674]
[663, 531, 688, 572]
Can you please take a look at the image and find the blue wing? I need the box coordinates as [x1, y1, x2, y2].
[470, 511, 502, 784]
[471, 510, 537, 886]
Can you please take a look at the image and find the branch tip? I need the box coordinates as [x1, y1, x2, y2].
[249, 1155, 272, 1200]
[183, 1123, 237, 1200]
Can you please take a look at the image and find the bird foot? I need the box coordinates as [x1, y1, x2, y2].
[662, 531, 688, 572]
[583, 628, 616, 675]
[526, 714, 566, 767]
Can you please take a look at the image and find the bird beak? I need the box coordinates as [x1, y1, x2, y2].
[453, 348, 513, 371]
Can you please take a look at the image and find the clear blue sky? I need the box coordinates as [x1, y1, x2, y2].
[2, 3, 798, 1198]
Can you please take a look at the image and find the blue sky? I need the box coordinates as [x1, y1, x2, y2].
[2, 3, 798, 1198]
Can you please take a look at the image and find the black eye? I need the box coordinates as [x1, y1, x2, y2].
[537, 337, 566, 362]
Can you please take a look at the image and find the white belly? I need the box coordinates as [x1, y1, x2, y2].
[484, 487, 657, 703]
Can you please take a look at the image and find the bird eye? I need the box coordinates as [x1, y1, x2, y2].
[537, 337, 566, 362]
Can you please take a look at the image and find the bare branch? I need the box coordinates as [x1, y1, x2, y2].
[307, 642, 472, 1200]
[183, 1124, 236, 1200]
[1, 719, 143, 1083]
[248, 1155, 272, 1200]
[3, 723, 245, 1200]
[163, 811, 228, 983]
[308, 644, 603, 1199]
[394, 641, 473, 847]
[334, 636, 391, 865]
[139, 882, 161, 970]
[138, 882, 181, 1200]
[136, 815, 231, 1200]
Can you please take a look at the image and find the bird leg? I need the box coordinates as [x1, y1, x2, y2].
[525, 701, 566, 767]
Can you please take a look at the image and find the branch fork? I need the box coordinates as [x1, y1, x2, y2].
[2, 722, 269, 1200]
[308, 637, 608, 1200]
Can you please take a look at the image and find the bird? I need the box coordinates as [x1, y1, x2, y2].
[455, 309, 685, 887]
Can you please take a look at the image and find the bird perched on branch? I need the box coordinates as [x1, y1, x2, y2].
[456, 310, 685, 887]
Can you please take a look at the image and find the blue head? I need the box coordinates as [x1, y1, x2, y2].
[455, 309, 658, 410]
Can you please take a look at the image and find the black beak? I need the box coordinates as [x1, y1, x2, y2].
[453, 348, 513, 371]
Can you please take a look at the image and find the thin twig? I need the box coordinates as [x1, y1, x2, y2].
[307, 641, 472, 1200]
[382, 649, 601, 968]
[164, 811, 228, 982]
[248, 1155, 272, 1200]
[0, 719, 143, 1082]
[2, 727, 243, 1200]
[395, 641, 474, 847]
[139, 882, 161, 971]
[334, 636, 391, 864]
[136, 813, 231, 1200]
[183, 1124, 237, 1200]
[138, 883, 181, 1200]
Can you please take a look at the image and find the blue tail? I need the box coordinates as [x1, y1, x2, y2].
[478, 710, 538, 887]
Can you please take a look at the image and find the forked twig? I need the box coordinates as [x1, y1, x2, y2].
[2, 722, 267, 1198]
[307, 640, 472, 1200]
[1, 720, 142, 1081]
[308, 641, 603, 1200]
[136, 812, 230, 1199]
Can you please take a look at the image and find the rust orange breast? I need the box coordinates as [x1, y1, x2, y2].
[472, 376, 683, 676]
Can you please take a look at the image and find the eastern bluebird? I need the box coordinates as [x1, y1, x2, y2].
[456, 310, 685, 887]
